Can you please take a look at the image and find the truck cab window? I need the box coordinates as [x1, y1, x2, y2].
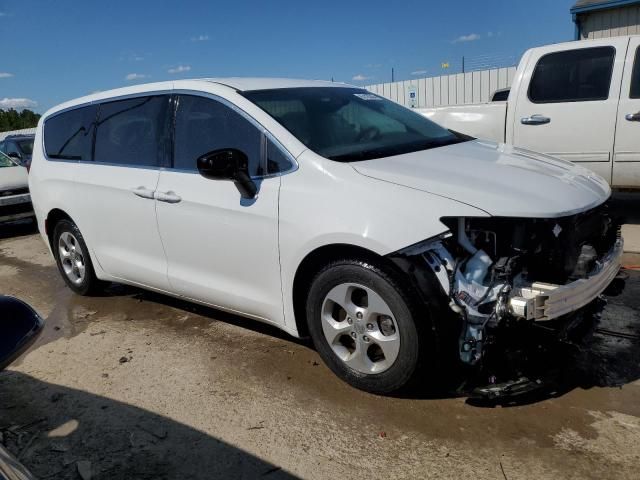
[529, 47, 615, 103]
[631, 46, 640, 99]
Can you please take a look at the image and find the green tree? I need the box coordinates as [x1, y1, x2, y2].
[0, 109, 41, 132]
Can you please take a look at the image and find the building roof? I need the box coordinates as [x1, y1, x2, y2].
[572, 0, 640, 13]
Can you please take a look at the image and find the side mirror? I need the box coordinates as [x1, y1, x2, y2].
[0, 296, 44, 371]
[197, 149, 258, 199]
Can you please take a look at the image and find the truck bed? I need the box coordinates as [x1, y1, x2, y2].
[417, 103, 507, 144]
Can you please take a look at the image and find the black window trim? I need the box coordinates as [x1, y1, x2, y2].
[171, 89, 298, 178]
[527, 45, 617, 105]
[43, 90, 298, 177]
[43, 90, 174, 170]
[630, 45, 640, 100]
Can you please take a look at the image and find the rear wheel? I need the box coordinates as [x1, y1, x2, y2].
[52, 219, 105, 295]
[306, 258, 428, 394]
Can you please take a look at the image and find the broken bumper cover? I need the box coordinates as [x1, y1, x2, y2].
[509, 238, 623, 321]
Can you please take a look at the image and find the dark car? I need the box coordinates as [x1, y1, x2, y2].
[0, 134, 35, 169]
[0, 296, 43, 480]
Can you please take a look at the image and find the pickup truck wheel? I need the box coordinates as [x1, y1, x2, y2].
[53, 219, 104, 295]
[306, 259, 426, 394]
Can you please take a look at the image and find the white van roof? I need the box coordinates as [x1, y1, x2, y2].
[202, 77, 352, 91]
[42, 77, 357, 119]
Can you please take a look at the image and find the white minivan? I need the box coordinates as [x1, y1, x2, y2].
[30, 78, 622, 393]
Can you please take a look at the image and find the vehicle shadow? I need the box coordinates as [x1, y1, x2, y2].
[97, 283, 311, 348]
[0, 371, 298, 480]
[77, 269, 640, 408]
[610, 191, 640, 225]
[0, 218, 37, 240]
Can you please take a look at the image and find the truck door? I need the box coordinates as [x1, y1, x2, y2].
[612, 37, 640, 188]
[511, 38, 628, 184]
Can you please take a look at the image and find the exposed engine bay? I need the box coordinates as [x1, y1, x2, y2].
[390, 203, 623, 369]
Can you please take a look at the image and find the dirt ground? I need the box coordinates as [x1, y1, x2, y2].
[1, 220, 640, 479]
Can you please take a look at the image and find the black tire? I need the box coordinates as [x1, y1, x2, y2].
[52, 219, 105, 295]
[306, 258, 430, 394]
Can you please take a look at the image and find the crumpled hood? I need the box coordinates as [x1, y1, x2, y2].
[352, 140, 610, 218]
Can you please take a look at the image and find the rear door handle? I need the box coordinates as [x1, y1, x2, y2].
[155, 190, 182, 204]
[625, 112, 640, 122]
[131, 186, 155, 199]
[521, 114, 551, 125]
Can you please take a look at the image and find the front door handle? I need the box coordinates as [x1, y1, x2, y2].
[625, 112, 640, 122]
[521, 114, 551, 125]
[155, 190, 182, 204]
[131, 186, 155, 199]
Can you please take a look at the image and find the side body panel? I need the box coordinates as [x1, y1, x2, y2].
[155, 171, 283, 325]
[612, 37, 640, 187]
[29, 118, 80, 252]
[277, 150, 488, 333]
[72, 163, 171, 291]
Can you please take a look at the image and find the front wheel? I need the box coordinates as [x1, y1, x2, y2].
[306, 259, 428, 394]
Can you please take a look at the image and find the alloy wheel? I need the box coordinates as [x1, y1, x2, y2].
[321, 283, 400, 374]
[58, 231, 86, 285]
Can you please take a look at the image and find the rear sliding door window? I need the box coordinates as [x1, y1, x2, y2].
[44, 105, 97, 160]
[631, 46, 640, 99]
[94, 96, 171, 167]
[528, 47, 615, 103]
[173, 95, 263, 175]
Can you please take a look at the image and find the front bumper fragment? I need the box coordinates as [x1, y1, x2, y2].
[509, 238, 623, 321]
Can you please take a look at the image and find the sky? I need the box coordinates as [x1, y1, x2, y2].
[0, 0, 577, 113]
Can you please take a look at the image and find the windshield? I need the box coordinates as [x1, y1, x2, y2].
[0, 151, 18, 168]
[243, 87, 469, 162]
[17, 139, 34, 155]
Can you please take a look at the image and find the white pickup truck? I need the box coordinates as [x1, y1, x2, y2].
[419, 35, 640, 188]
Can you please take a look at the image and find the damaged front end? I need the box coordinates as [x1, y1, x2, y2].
[390, 203, 623, 368]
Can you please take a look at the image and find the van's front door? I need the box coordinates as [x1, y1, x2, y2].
[74, 94, 172, 291]
[612, 37, 640, 188]
[155, 94, 284, 325]
[511, 38, 628, 183]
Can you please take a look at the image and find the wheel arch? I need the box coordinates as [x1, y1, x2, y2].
[292, 243, 403, 338]
[45, 208, 74, 250]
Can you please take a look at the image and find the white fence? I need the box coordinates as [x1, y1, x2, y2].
[0, 127, 36, 141]
[366, 67, 517, 108]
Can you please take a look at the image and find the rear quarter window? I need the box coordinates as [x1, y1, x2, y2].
[528, 46, 615, 104]
[44, 105, 98, 160]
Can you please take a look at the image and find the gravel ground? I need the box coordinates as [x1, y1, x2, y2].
[1, 221, 640, 479]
